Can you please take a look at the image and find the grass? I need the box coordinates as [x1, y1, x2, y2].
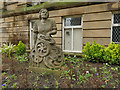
[1, 54, 120, 88]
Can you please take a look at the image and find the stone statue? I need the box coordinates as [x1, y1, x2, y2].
[30, 9, 63, 69]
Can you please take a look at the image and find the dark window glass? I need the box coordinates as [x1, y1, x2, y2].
[64, 17, 81, 26]
[114, 13, 120, 24]
[112, 26, 120, 42]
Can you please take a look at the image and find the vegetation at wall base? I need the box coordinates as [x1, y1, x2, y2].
[83, 41, 120, 65]
[1, 41, 119, 88]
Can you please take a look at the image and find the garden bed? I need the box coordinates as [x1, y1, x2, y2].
[2, 54, 119, 88]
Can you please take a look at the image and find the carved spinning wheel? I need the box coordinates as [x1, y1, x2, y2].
[31, 49, 43, 63]
[36, 40, 50, 57]
[44, 45, 64, 68]
[30, 36, 63, 68]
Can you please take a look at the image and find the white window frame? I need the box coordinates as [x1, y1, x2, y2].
[30, 21, 34, 49]
[111, 13, 120, 44]
[30, 20, 38, 49]
[62, 15, 83, 53]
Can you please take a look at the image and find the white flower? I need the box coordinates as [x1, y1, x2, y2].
[5, 77, 8, 79]
[106, 63, 108, 65]
[86, 71, 89, 74]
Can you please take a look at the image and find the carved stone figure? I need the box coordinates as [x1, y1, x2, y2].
[30, 9, 63, 69]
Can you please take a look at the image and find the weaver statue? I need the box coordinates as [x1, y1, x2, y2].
[30, 8, 63, 69]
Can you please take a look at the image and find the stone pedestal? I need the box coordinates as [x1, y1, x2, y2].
[29, 66, 61, 75]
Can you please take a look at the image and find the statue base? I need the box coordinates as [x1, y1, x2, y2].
[29, 66, 61, 75]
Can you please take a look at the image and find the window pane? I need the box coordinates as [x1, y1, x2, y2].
[114, 13, 120, 24]
[112, 26, 120, 42]
[31, 30, 34, 49]
[64, 28, 72, 50]
[73, 28, 82, 51]
[64, 17, 81, 26]
[30, 21, 35, 49]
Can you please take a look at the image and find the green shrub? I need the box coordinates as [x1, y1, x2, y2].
[83, 41, 105, 62]
[83, 41, 120, 65]
[103, 42, 120, 64]
[15, 41, 26, 55]
[82, 42, 91, 60]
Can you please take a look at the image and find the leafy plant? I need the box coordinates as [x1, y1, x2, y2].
[37, 76, 40, 81]
[43, 85, 49, 88]
[77, 73, 87, 85]
[0, 43, 16, 58]
[83, 41, 105, 63]
[2, 72, 7, 77]
[15, 41, 26, 55]
[7, 79, 11, 84]
[103, 42, 120, 64]
[14, 53, 28, 62]
[33, 82, 38, 87]
[101, 85, 105, 88]
[85, 73, 93, 78]
[11, 83, 17, 88]
[11, 74, 15, 79]
[54, 78, 59, 88]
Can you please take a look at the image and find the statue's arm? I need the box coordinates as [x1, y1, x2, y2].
[46, 20, 57, 36]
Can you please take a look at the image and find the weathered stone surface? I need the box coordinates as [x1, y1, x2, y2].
[29, 66, 61, 75]
[0, 2, 4, 9]
[5, 17, 14, 22]
[30, 9, 63, 69]
[6, 3, 18, 11]
[0, 18, 5, 23]
[15, 21, 28, 27]
[3, 2, 113, 18]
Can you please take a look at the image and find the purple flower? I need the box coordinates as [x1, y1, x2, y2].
[2, 83, 6, 87]
[97, 73, 99, 76]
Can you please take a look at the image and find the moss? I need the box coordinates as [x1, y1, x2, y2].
[21, 2, 78, 11]
[2, 2, 82, 17]
[23, 2, 48, 11]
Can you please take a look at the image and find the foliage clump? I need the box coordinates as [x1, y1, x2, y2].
[0, 41, 28, 62]
[103, 42, 120, 64]
[83, 41, 120, 65]
[15, 41, 26, 55]
[83, 41, 105, 62]
[0, 43, 16, 58]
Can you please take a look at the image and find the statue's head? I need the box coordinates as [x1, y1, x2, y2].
[39, 8, 49, 19]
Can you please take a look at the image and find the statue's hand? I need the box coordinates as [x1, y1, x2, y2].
[45, 35, 50, 40]
[34, 30, 38, 33]
[38, 34, 45, 39]
[46, 33, 50, 37]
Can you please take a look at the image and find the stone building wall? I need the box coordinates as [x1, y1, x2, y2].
[0, 2, 119, 51]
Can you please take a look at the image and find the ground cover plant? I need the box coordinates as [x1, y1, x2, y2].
[1, 41, 120, 88]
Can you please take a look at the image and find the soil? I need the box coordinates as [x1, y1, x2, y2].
[1, 54, 119, 88]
